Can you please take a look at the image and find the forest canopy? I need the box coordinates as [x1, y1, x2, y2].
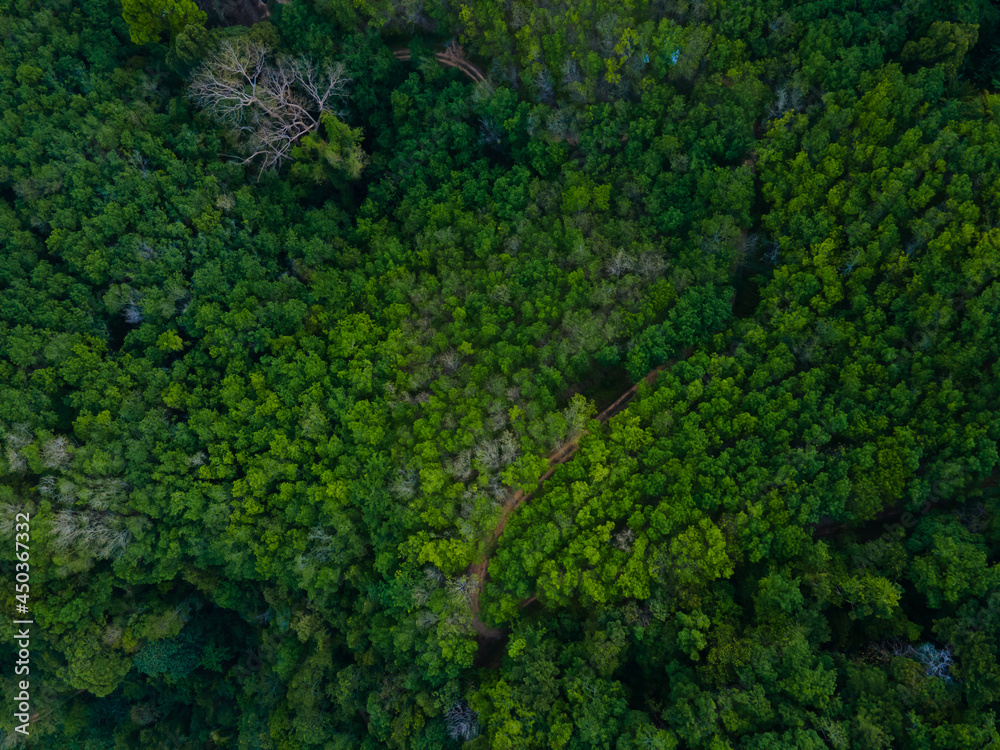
[1, 0, 1000, 747]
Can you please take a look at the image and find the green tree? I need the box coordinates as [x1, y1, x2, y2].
[120, 0, 207, 45]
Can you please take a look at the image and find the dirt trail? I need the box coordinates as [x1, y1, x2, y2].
[467, 354, 690, 638]
[392, 45, 486, 83]
[463, 345, 989, 641]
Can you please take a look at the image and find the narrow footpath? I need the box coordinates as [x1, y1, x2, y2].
[392, 44, 486, 83]
[467, 353, 690, 639]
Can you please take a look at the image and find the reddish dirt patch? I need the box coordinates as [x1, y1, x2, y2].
[392, 45, 486, 83]
[467, 350, 693, 638]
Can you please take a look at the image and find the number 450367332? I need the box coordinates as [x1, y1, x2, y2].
[14, 513, 30, 614]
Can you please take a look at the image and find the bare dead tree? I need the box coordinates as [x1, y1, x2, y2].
[445, 702, 480, 741]
[446, 449, 474, 481]
[189, 39, 349, 174]
[605, 249, 634, 278]
[41, 436, 72, 470]
[446, 575, 479, 608]
[51, 509, 133, 559]
[475, 438, 503, 471]
[498, 430, 519, 465]
[613, 527, 635, 553]
[6, 447, 27, 472]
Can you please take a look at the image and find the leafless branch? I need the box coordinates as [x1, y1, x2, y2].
[189, 39, 349, 174]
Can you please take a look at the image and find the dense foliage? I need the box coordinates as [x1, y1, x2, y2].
[1, 0, 999, 747]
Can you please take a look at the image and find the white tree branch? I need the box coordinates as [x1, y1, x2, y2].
[189, 40, 350, 173]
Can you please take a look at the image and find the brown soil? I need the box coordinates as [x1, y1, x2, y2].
[467, 350, 693, 638]
[463, 343, 993, 645]
[392, 46, 486, 83]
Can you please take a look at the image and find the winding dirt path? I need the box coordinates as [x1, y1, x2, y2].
[463, 343, 993, 644]
[392, 44, 486, 83]
[467, 353, 692, 638]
